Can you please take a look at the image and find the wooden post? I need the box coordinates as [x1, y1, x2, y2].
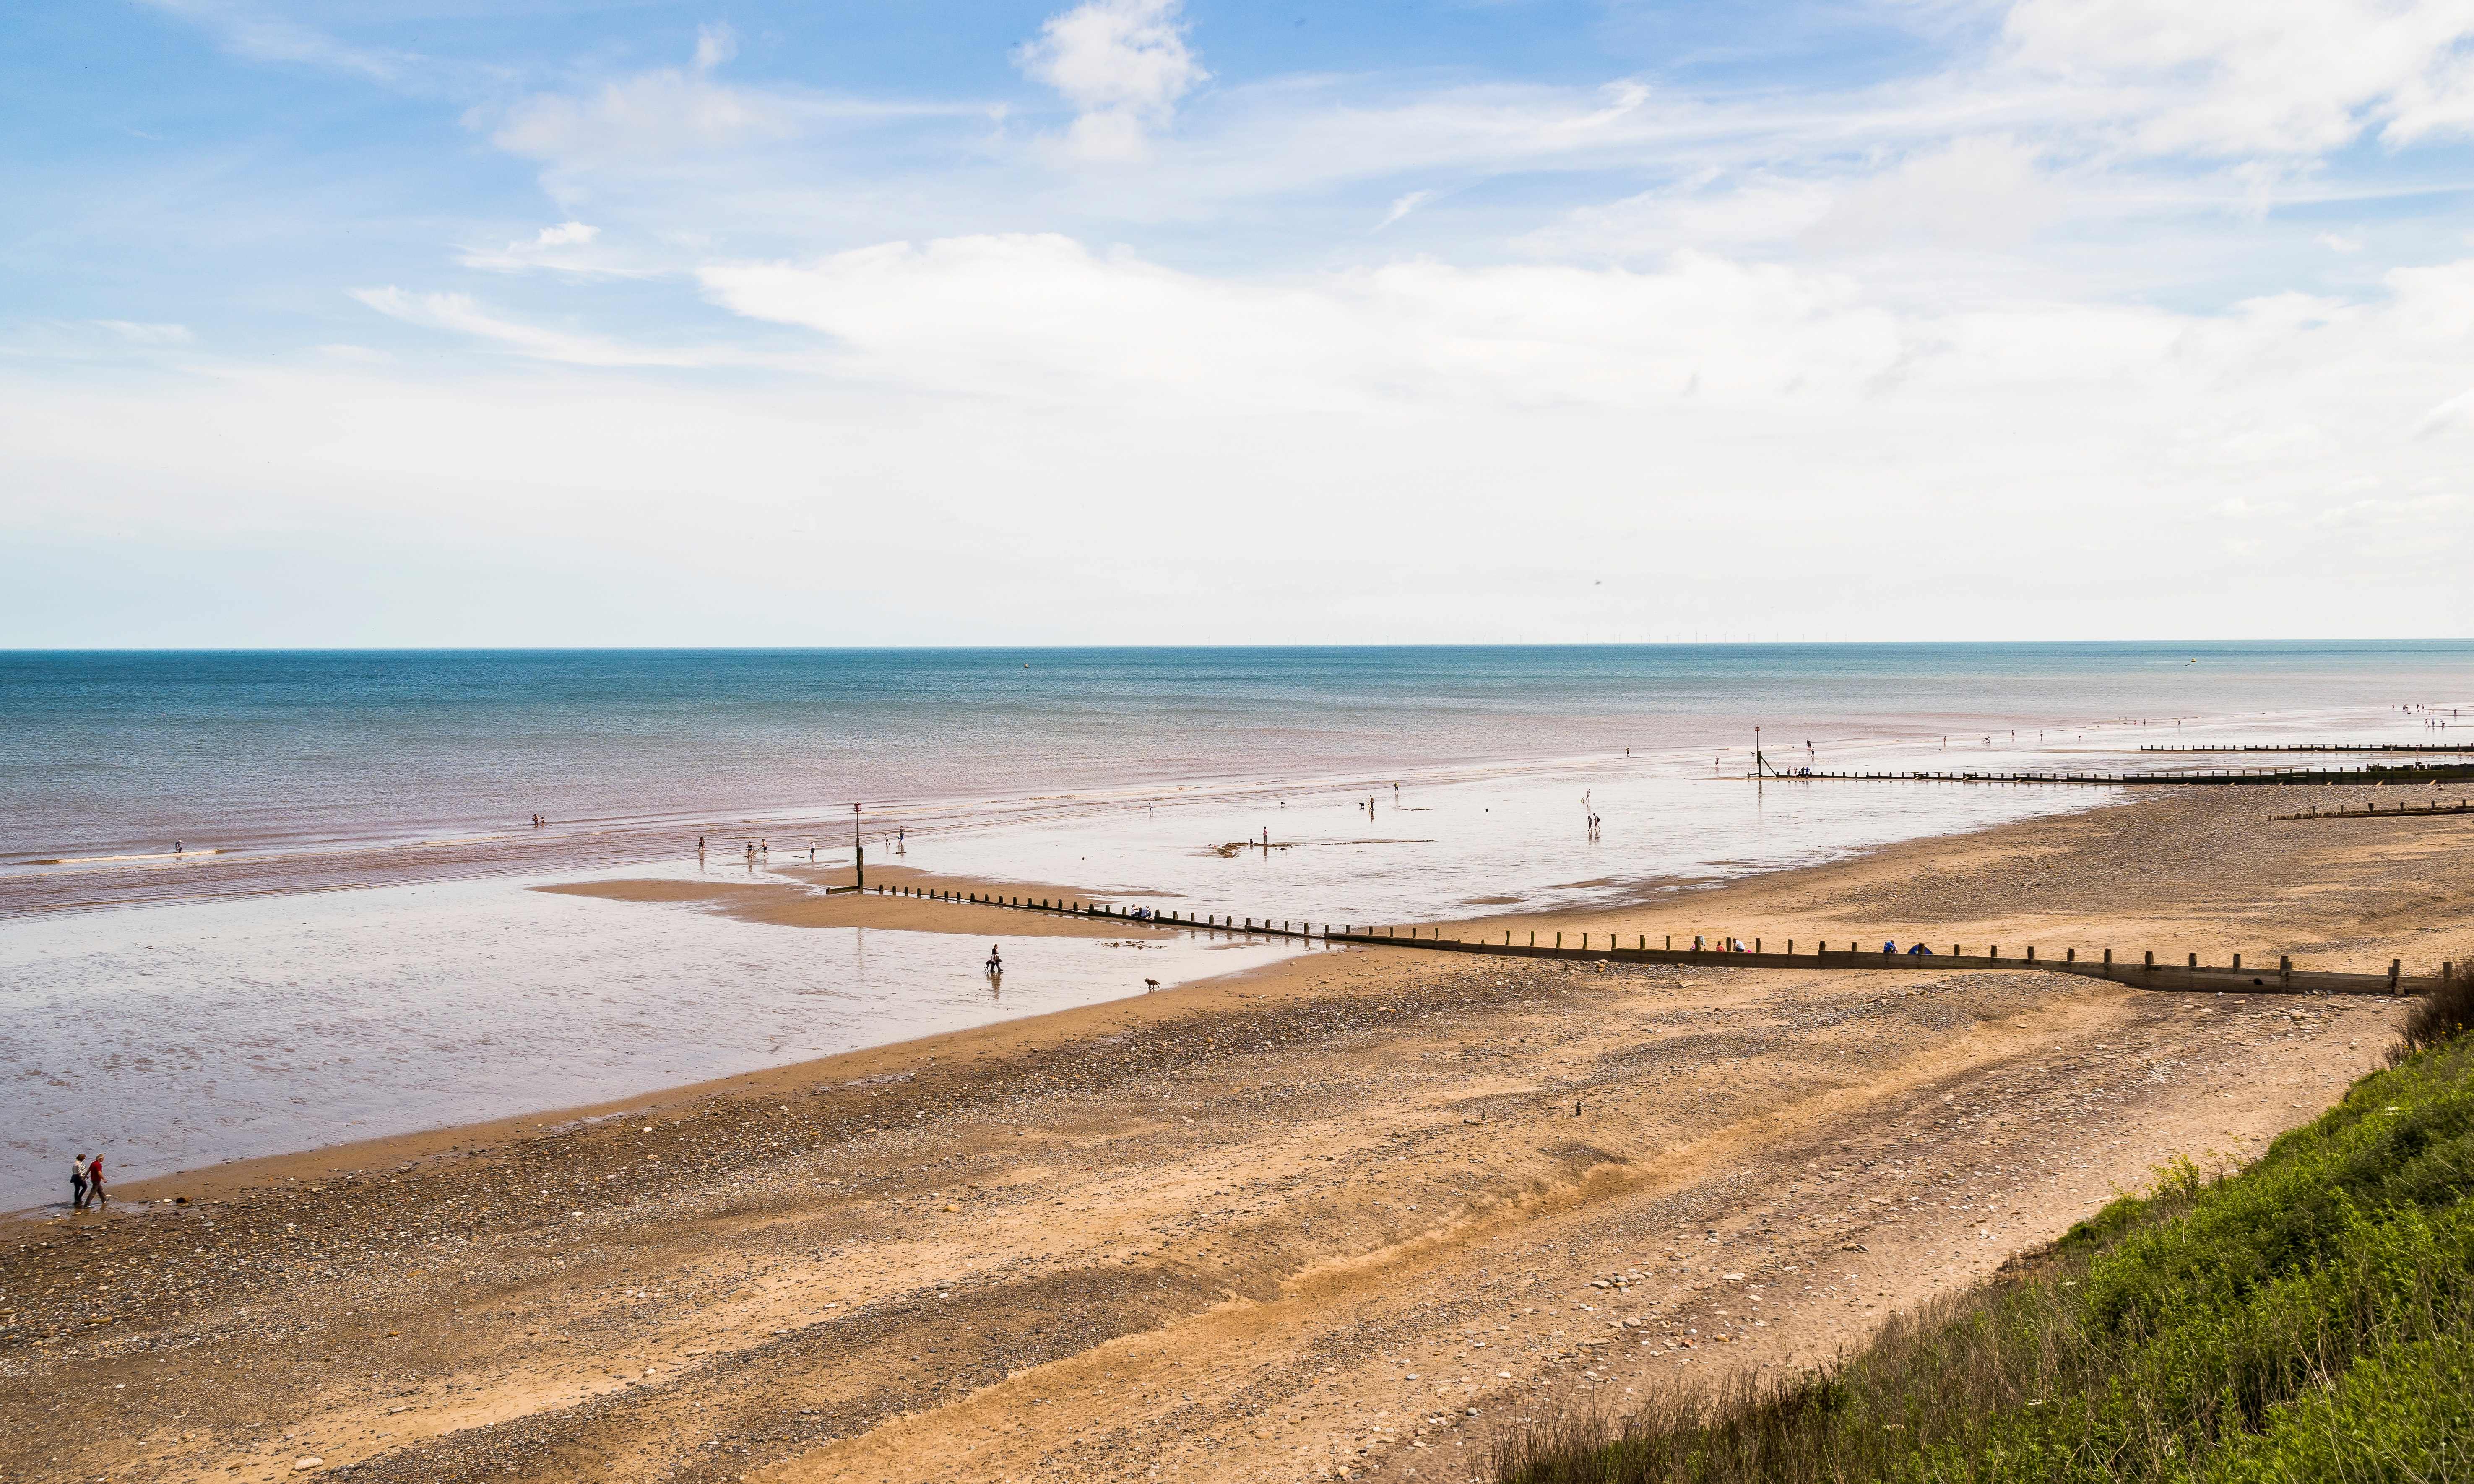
[1990, 945, 1998, 961]
[2391, 959, 2402, 994]
[2188, 952, 2198, 968]
[1556, 932, 1563, 949]
[1665, 935, 1672, 949]
[2066, 948, 2075, 963]
[1530, 931, 1536, 947]
[2232, 953, 2242, 971]
[2027, 946, 2036, 962]
[2281, 954, 2291, 990]
[2145, 950, 2154, 971]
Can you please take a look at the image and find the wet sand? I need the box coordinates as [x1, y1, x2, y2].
[7, 786, 2470, 1484]
[536, 865, 1181, 941]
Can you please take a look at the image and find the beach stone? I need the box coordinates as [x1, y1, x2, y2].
[293, 1458, 323, 1471]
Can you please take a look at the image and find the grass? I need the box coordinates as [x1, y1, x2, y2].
[1493, 967, 2474, 1484]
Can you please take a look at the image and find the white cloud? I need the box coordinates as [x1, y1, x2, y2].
[1378, 190, 1438, 229]
[1798, 137, 2053, 254]
[697, 234, 1914, 412]
[2413, 383, 2474, 434]
[2306, 490, 2465, 526]
[489, 70, 799, 164]
[454, 222, 645, 278]
[93, 321, 194, 345]
[136, 0, 412, 81]
[693, 23, 739, 72]
[2386, 258, 2474, 339]
[2002, 0, 2474, 157]
[1014, 0, 1208, 159]
[350, 287, 722, 367]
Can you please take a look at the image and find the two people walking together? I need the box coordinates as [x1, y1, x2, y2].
[69, 1153, 107, 1212]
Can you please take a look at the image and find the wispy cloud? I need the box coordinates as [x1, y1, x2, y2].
[1376, 189, 1437, 229]
[93, 321, 195, 346]
[1999, 0, 2474, 156]
[351, 288, 724, 367]
[135, 0, 416, 82]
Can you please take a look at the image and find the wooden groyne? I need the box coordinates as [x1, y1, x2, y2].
[1751, 762, 2474, 786]
[2274, 799, 2474, 821]
[864, 883, 2443, 997]
[2139, 743, 2474, 754]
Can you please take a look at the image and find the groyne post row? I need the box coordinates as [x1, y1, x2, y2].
[2273, 800, 2474, 821]
[2138, 743, 2474, 754]
[1748, 763, 2474, 787]
[866, 884, 2439, 998]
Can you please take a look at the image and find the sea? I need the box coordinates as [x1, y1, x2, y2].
[3, 641, 2467, 1211]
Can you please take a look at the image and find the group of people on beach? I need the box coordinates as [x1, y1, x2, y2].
[68, 1154, 107, 1212]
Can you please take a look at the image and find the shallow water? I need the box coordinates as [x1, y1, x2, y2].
[0, 876, 1311, 1213]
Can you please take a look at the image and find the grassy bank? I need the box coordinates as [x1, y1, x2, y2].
[1496, 971, 2474, 1484]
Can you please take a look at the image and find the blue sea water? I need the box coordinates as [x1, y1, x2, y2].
[7, 641, 2468, 869]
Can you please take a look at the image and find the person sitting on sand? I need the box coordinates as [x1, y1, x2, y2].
[1883, 940, 1897, 954]
[1692, 935, 1705, 951]
[1907, 942, 1933, 956]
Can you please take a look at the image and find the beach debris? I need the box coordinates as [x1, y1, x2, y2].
[293, 1459, 323, 1471]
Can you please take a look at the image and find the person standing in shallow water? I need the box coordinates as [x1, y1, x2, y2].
[70, 1154, 88, 1211]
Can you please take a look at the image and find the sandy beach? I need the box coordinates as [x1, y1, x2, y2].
[8, 785, 2471, 1484]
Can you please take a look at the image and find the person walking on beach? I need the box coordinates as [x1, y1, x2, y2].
[85, 1155, 106, 1210]
[70, 1154, 88, 1211]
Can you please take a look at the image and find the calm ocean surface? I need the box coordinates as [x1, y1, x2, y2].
[7, 642, 2469, 870]
[3, 642, 2467, 1211]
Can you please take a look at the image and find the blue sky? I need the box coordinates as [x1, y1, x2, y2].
[8, 1, 2474, 646]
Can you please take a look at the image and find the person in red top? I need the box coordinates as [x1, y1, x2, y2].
[85, 1155, 106, 1210]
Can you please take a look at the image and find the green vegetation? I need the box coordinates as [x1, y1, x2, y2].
[1497, 967, 2474, 1484]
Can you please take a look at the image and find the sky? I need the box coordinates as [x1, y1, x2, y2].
[6, 0, 2474, 647]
